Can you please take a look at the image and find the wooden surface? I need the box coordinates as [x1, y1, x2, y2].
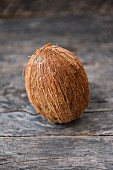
[0, 0, 113, 18]
[0, 13, 113, 169]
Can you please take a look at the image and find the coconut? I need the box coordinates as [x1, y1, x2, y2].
[25, 43, 89, 123]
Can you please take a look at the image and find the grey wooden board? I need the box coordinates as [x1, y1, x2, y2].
[0, 136, 113, 170]
[0, 110, 113, 137]
[0, 13, 113, 169]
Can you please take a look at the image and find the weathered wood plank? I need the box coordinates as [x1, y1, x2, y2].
[0, 110, 113, 136]
[0, 136, 113, 169]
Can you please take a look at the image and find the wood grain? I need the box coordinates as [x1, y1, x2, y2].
[0, 13, 113, 169]
[0, 110, 113, 137]
[0, 136, 113, 169]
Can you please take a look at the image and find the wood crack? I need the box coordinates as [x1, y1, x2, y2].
[0, 134, 113, 138]
[0, 108, 113, 115]
[0, 109, 37, 115]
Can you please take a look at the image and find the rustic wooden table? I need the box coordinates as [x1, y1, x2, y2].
[0, 13, 113, 169]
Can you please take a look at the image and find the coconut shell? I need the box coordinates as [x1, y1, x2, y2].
[25, 43, 89, 123]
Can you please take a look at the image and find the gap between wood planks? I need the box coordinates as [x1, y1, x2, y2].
[0, 108, 113, 115]
[0, 134, 113, 138]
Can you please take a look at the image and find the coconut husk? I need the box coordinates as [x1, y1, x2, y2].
[25, 43, 89, 123]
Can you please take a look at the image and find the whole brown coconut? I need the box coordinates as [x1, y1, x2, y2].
[25, 43, 89, 123]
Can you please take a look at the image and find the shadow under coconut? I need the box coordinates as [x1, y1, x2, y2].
[33, 107, 113, 136]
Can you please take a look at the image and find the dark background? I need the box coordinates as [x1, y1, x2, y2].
[0, 0, 113, 18]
